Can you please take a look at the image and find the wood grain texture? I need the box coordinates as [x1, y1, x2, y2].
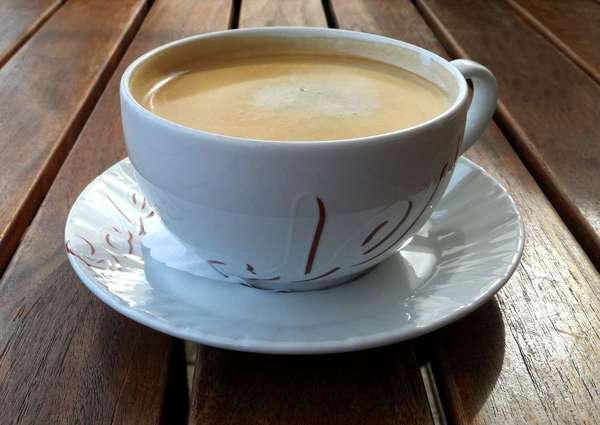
[191, 346, 433, 425]
[330, 0, 600, 423]
[0, 0, 149, 278]
[188, 3, 433, 425]
[414, 0, 600, 270]
[0, 0, 63, 67]
[240, 0, 327, 27]
[0, 0, 233, 423]
[507, 0, 600, 84]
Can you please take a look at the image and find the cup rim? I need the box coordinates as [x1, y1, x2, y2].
[120, 26, 469, 147]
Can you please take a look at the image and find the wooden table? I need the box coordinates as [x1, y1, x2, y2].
[1, 1, 599, 424]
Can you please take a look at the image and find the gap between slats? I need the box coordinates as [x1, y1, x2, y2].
[227, 0, 242, 29]
[0, 0, 65, 69]
[321, 0, 339, 28]
[505, 0, 600, 86]
[414, 337, 449, 425]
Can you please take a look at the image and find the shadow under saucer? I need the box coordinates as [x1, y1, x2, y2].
[425, 299, 506, 422]
[191, 342, 433, 425]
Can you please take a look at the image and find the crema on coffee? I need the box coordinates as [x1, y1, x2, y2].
[138, 54, 449, 141]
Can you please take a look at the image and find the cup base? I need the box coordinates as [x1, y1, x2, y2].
[244, 268, 374, 292]
[141, 224, 378, 293]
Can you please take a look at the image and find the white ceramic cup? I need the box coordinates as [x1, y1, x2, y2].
[120, 27, 497, 291]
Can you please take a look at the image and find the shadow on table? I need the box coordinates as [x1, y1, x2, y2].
[425, 299, 506, 423]
[191, 342, 432, 424]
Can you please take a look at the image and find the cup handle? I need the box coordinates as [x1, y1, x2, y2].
[451, 59, 498, 154]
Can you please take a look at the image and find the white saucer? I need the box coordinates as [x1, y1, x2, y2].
[65, 157, 523, 354]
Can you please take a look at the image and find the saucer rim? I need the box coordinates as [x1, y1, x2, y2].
[66, 157, 524, 354]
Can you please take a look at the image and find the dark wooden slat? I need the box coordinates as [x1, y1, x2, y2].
[189, 3, 433, 425]
[414, 0, 600, 269]
[240, 0, 327, 26]
[0, 0, 149, 276]
[507, 0, 600, 84]
[191, 346, 433, 425]
[0, 0, 233, 423]
[0, 0, 63, 67]
[330, 0, 600, 423]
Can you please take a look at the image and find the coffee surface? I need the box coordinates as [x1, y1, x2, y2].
[140, 54, 449, 141]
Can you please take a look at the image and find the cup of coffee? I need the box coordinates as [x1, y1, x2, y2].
[120, 27, 497, 291]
